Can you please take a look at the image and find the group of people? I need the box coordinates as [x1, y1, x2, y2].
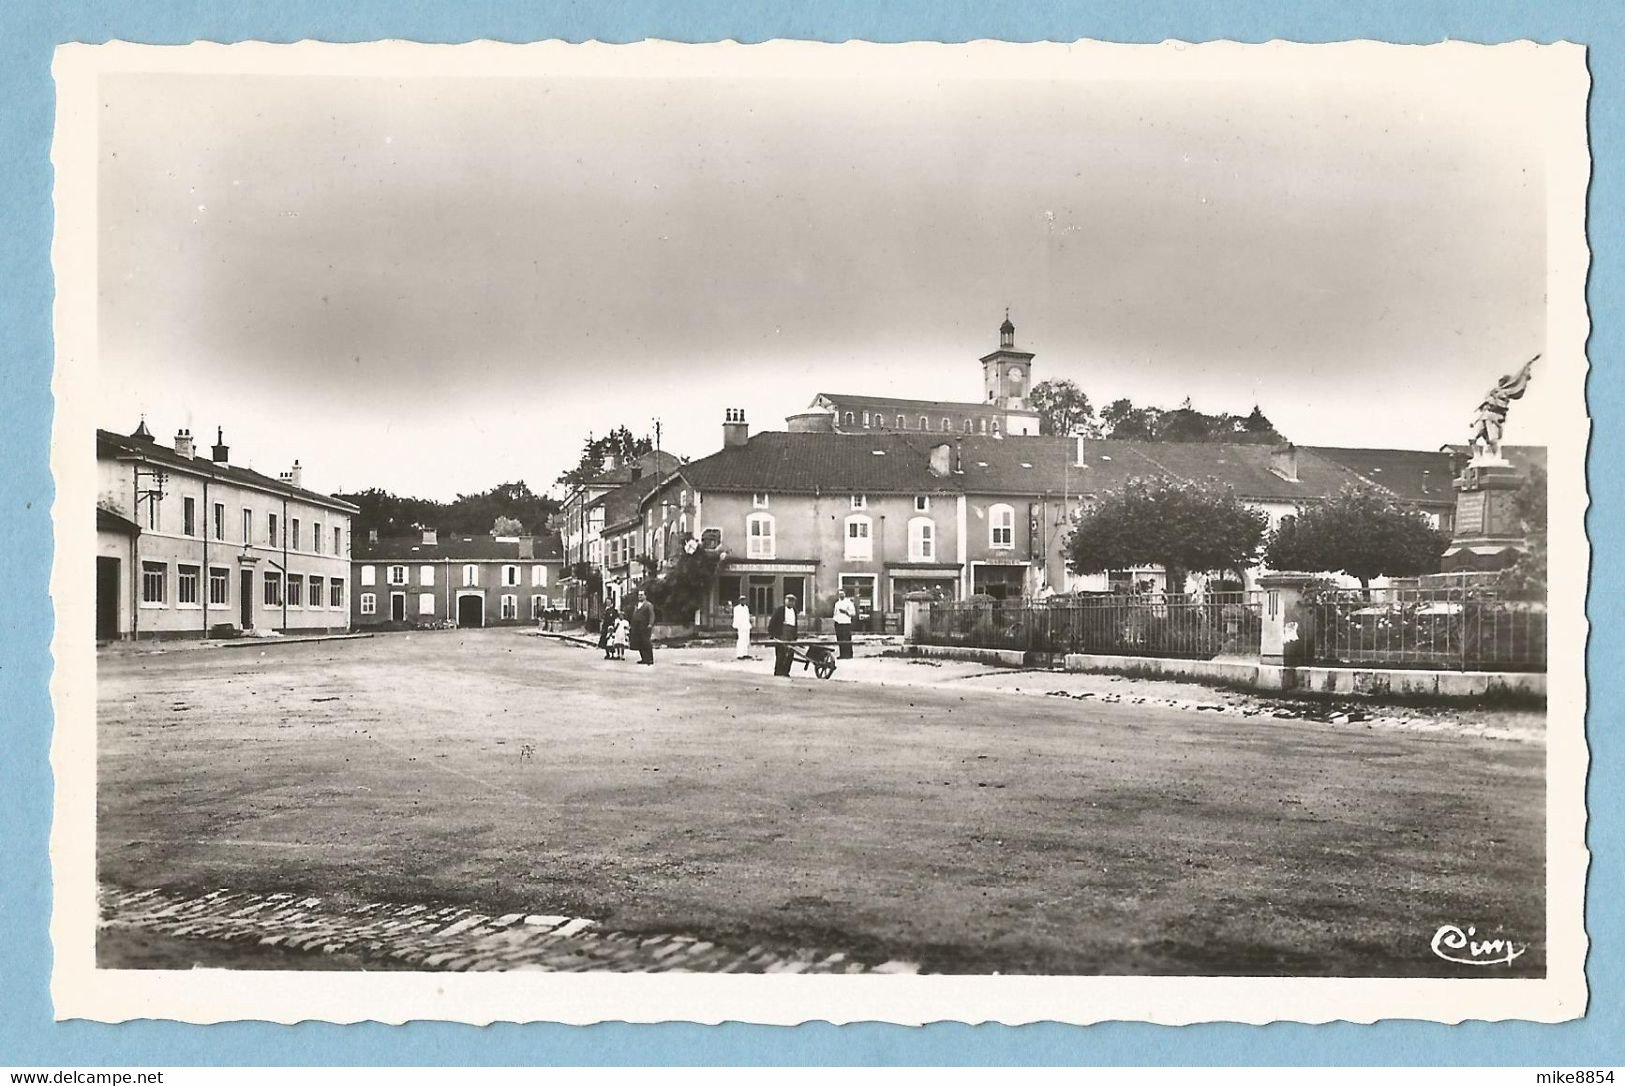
[595, 590, 656, 666]
[724, 587, 861, 677]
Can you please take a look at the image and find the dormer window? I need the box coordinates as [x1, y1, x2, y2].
[850, 495, 867, 510]
[752, 493, 769, 508]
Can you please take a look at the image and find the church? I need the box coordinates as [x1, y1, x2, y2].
[792, 313, 1042, 437]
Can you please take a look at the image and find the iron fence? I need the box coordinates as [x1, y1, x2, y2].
[923, 592, 1264, 662]
[1300, 584, 1546, 672]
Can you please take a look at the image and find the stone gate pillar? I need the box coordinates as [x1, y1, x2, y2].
[1257, 572, 1318, 669]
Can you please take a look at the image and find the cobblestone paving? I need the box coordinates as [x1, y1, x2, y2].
[98, 886, 920, 974]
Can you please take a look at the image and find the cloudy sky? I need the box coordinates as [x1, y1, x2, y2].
[97, 56, 1554, 501]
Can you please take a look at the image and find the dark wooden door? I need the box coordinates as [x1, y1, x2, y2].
[241, 570, 254, 628]
[96, 557, 120, 641]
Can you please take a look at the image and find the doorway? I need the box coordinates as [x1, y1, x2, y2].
[240, 569, 254, 629]
[390, 593, 406, 622]
[96, 557, 120, 641]
[456, 593, 484, 628]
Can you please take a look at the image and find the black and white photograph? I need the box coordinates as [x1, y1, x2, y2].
[48, 39, 1589, 1026]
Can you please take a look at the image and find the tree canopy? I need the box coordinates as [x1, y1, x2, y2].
[1500, 464, 1547, 594]
[1028, 378, 1097, 436]
[336, 480, 559, 540]
[1263, 485, 1448, 588]
[1097, 397, 1286, 444]
[556, 426, 656, 488]
[1065, 475, 1269, 592]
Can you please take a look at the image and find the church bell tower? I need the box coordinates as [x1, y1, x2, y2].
[980, 309, 1036, 411]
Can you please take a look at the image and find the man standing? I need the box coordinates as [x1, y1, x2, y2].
[768, 593, 799, 678]
[732, 597, 753, 659]
[832, 586, 857, 660]
[630, 590, 656, 666]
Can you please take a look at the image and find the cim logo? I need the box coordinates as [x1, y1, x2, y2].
[1430, 923, 1527, 967]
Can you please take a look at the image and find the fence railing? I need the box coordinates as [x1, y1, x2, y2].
[922, 592, 1264, 661]
[1299, 585, 1547, 672]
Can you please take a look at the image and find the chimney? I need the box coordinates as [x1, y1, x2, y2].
[422, 529, 438, 546]
[1074, 433, 1085, 467]
[174, 428, 194, 459]
[210, 426, 229, 464]
[722, 407, 749, 448]
[278, 460, 304, 488]
[368, 528, 379, 543]
[1270, 442, 1299, 482]
[518, 537, 535, 559]
[953, 439, 964, 475]
[602, 449, 622, 473]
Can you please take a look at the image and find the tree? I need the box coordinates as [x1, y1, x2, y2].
[1065, 475, 1269, 592]
[335, 480, 560, 539]
[1500, 464, 1547, 594]
[556, 426, 656, 488]
[491, 515, 524, 536]
[1100, 398, 1164, 440]
[1028, 378, 1097, 436]
[1263, 485, 1448, 590]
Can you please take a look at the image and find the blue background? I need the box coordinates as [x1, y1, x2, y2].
[2, 1, 1618, 1067]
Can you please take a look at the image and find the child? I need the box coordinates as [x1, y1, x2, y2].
[611, 612, 631, 659]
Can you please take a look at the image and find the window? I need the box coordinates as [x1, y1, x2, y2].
[919, 416, 929, 430]
[420, 564, 435, 586]
[963, 418, 973, 433]
[291, 519, 301, 550]
[502, 564, 520, 587]
[501, 595, 518, 620]
[177, 564, 200, 606]
[752, 492, 769, 508]
[418, 592, 435, 616]
[850, 494, 867, 510]
[268, 512, 278, 547]
[387, 565, 407, 586]
[896, 414, 905, 429]
[908, 517, 935, 561]
[746, 512, 775, 559]
[462, 564, 479, 587]
[361, 565, 376, 587]
[263, 571, 283, 607]
[183, 497, 197, 537]
[531, 595, 545, 619]
[991, 421, 1001, 436]
[844, 515, 873, 561]
[360, 592, 377, 616]
[915, 495, 930, 512]
[531, 564, 545, 587]
[843, 411, 855, 427]
[941, 417, 950, 432]
[990, 503, 1016, 549]
[287, 574, 303, 608]
[213, 503, 225, 540]
[145, 495, 160, 530]
[309, 575, 324, 607]
[242, 508, 252, 545]
[313, 521, 323, 553]
[861, 411, 870, 428]
[208, 567, 229, 607]
[978, 418, 988, 434]
[141, 562, 166, 604]
[329, 579, 344, 608]
[334, 526, 343, 555]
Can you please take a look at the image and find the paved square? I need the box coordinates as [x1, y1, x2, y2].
[97, 629, 1544, 975]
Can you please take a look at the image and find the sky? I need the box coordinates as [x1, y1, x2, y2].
[97, 60, 1555, 502]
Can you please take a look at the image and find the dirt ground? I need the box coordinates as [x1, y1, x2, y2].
[96, 627, 1545, 975]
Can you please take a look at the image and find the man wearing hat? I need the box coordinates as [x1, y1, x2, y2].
[767, 593, 800, 678]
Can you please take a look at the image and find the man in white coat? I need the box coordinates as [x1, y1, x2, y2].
[731, 598, 753, 659]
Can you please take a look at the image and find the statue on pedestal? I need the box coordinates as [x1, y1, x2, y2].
[1468, 355, 1538, 462]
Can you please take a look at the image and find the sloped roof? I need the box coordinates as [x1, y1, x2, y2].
[1304, 446, 1458, 505]
[675, 432, 961, 494]
[600, 470, 670, 532]
[354, 532, 563, 562]
[814, 392, 1008, 415]
[97, 428, 359, 514]
[97, 505, 141, 536]
[587, 449, 683, 488]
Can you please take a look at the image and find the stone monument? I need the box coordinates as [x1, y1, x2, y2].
[1440, 356, 1537, 572]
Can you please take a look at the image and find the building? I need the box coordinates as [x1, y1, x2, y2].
[96, 420, 357, 640]
[793, 314, 1041, 438]
[555, 448, 683, 615]
[351, 530, 564, 628]
[633, 410, 1488, 623]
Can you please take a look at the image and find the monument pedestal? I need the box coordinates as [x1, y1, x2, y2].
[1440, 458, 1526, 573]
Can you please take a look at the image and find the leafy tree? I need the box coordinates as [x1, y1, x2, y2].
[491, 515, 524, 536]
[1028, 378, 1097, 436]
[1500, 465, 1547, 594]
[1096, 396, 1286, 444]
[1100, 398, 1164, 440]
[1264, 485, 1448, 590]
[556, 425, 656, 488]
[1065, 475, 1269, 592]
[336, 480, 560, 540]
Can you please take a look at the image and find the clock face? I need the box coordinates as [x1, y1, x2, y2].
[1009, 366, 1024, 386]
